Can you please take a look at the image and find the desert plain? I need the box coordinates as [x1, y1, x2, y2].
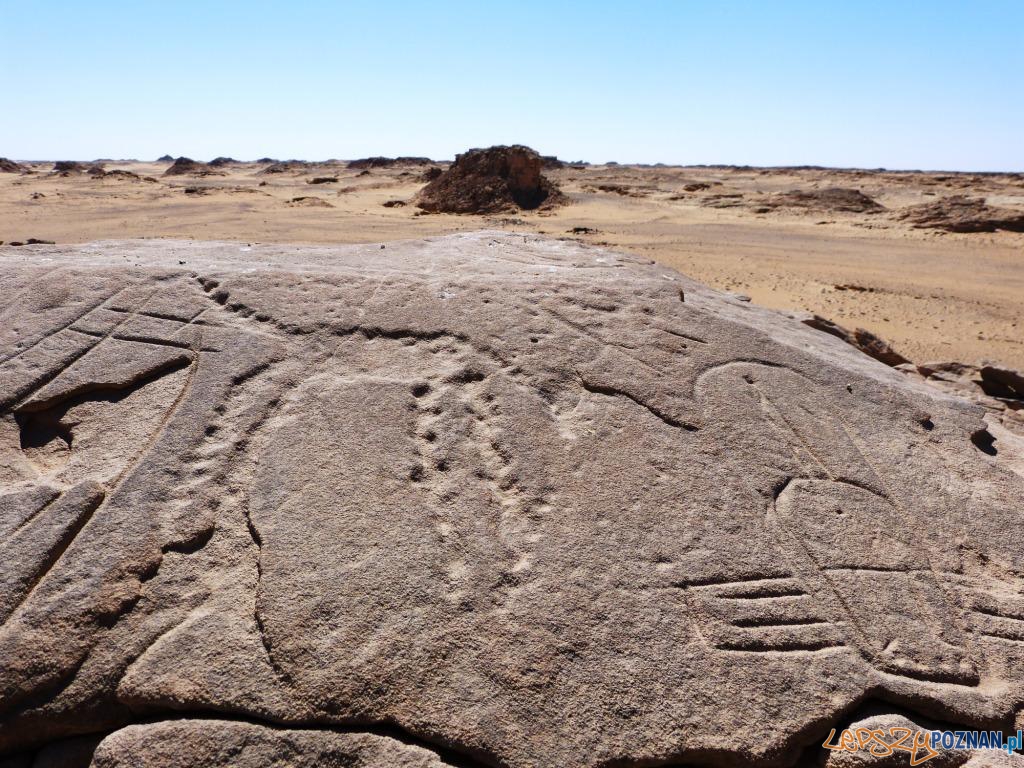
[2, 156, 1023, 370]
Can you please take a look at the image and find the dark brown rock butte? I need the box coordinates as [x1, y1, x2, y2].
[0, 233, 1022, 768]
[416, 145, 566, 214]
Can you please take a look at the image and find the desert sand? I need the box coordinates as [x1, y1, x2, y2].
[2, 156, 1022, 369]
[1, 233, 1022, 767]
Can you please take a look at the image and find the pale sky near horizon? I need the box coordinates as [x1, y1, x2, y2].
[2, 1, 1021, 171]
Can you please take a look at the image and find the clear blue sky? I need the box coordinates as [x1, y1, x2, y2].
[2, 1, 1021, 170]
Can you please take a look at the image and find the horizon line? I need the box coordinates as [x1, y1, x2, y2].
[8, 156, 1024, 176]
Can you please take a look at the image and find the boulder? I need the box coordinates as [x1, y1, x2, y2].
[0, 233, 1021, 768]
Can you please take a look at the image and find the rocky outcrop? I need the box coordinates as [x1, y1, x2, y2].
[52, 161, 93, 174]
[898, 195, 1024, 232]
[163, 157, 217, 177]
[0, 158, 29, 174]
[258, 160, 313, 175]
[416, 146, 566, 214]
[90, 169, 155, 183]
[0, 233, 1021, 768]
[760, 187, 884, 214]
[420, 165, 444, 182]
[906, 361, 1024, 437]
[800, 313, 910, 367]
[287, 195, 333, 208]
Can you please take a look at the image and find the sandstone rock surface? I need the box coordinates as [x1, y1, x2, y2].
[0, 233, 1022, 767]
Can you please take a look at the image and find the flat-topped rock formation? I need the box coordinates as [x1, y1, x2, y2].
[0, 233, 1022, 767]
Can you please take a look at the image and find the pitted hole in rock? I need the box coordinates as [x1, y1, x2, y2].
[971, 428, 998, 456]
[921, 417, 935, 431]
[448, 369, 487, 385]
[411, 383, 431, 398]
[15, 411, 73, 471]
[11, 355, 192, 475]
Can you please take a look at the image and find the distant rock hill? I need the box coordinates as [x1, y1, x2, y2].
[163, 157, 221, 177]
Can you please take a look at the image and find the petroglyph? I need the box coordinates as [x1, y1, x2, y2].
[0, 234, 1022, 768]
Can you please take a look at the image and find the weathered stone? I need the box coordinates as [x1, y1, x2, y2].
[799, 313, 911, 367]
[0, 233, 1022, 767]
[90, 720, 454, 767]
